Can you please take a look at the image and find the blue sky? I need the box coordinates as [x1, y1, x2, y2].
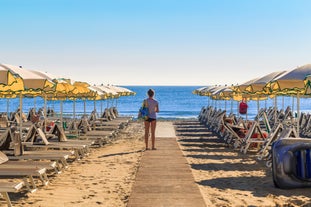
[1, 0, 311, 86]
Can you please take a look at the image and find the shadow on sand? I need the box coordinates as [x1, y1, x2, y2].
[197, 176, 311, 198]
[98, 150, 142, 158]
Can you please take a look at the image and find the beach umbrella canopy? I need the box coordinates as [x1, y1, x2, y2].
[192, 86, 209, 95]
[210, 86, 232, 100]
[0, 64, 55, 95]
[88, 85, 108, 100]
[266, 64, 311, 95]
[93, 85, 119, 98]
[196, 85, 222, 96]
[0, 65, 24, 95]
[108, 85, 136, 96]
[233, 77, 261, 94]
[245, 71, 287, 95]
[70, 81, 95, 99]
[30, 70, 77, 99]
[264, 64, 311, 135]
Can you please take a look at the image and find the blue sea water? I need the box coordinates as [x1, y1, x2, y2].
[1, 86, 311, 120]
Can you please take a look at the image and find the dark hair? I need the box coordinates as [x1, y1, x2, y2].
[147, 89, 155, 97]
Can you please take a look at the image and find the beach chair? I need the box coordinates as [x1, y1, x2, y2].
[7, 150, 74, 171]
[0, 151, 49, 193]
[239, 121, 268, 154]
[77, 118, 116, 145]
[0, 128, 14, 152]
[257, 123, 299, 167]
[0, 180, 24, 207]
[23, 127, 89, 160]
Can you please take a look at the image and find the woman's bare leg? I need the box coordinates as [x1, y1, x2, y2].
[144, 121, 150, 149]
[151, 120, 157, 149]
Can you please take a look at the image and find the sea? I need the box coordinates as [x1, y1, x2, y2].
[1, 86, 311, 120]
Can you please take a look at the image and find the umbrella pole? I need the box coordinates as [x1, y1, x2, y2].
[230, 99, 233, 114]
[265, 99, 267, 109]
[6, 98, 9, 116]
[94, 99, 96, 111]
[73, 99, 76, 119]
[44, 95, 47, 133]
[60, 100, 63, 129]
[257, 98, 260, 114]
[100, 100, 103, 115]
[297, 94, 300, 135]
[246, 99, 248, 121]
[84, 99, 86, 115]
[292, 96, 295, 111]
[224, 100, 227, 111]
[282, 96, 284, 109]
[34, 97, 36, 111]
[19, 93, 23, 140]
[274, 96, 277, 122]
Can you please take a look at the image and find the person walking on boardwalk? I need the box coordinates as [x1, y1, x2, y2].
[144, 89, 159, 150]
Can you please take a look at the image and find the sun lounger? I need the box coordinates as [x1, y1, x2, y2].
[0, 168, 47, 193]
[0, 151, 49, 192]
[0, 160, 59, 174]
[239, 121, 268, 154]
[0, 181, 24, 207]
[7, 150, 74, 170]
[23, 127, 91, 160]
[0, 128, 13, 151]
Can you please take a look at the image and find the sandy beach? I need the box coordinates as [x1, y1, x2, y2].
[7, 120, 311, 207]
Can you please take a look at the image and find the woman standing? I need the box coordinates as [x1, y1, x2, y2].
[144, 89, 159, 150]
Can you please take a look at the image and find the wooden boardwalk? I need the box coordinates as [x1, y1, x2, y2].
[127, 122, 206, 207]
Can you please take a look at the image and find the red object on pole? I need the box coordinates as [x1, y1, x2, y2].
[239, 101, 248, 114]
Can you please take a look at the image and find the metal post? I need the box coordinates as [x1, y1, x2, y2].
[73, 99, 76, 119]
[19, 93, 23, 139]
[60, 100, 63, 129]
[84, 99, 86, 115]
[297, 94, 300, 135]
[6, 99, 9, 116]
[44, 95, 47, 133]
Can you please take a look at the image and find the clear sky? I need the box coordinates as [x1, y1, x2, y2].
[1, 0, 311, 86]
